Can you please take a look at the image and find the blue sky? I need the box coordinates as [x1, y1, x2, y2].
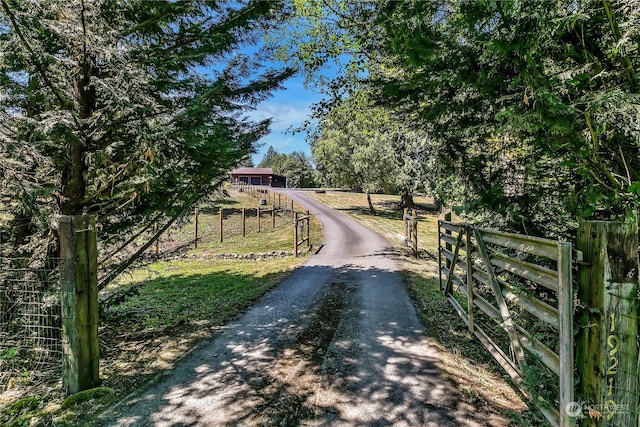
[249, 73, 322, 165]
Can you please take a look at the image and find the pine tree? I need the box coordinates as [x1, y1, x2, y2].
[0, 0, 292, 283]
[258, 145, 279, 168]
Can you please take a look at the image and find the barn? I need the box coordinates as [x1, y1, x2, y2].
[229, 167, 287, 187]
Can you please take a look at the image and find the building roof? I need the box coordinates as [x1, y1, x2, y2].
[230, 167, 273, 175]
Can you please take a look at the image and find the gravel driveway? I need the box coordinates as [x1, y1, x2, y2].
[99, 190, 478, 426]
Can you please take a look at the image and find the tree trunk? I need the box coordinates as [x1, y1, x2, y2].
[400, 192, 415, 209]
[61, 53, 95, 215]
[61, 136, 87, 215]
[366, 192, 376, 216]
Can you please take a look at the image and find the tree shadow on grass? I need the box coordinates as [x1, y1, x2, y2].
[98, 263, 535, 427]
[97, 268, 293, 408]
[334, 206, 405, 221]
[101, 268, 289, 331]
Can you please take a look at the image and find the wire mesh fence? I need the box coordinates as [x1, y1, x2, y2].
[0, 257, 63, 396]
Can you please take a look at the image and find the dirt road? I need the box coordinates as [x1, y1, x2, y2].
[100, 190, 477, 426]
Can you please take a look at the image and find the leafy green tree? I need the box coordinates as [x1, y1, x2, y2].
[370, 0, 640, 235]
[312, 91, 399, 214]
[278, 151, 316, 188]
[258, 146, 315, 188]
[311, 89, 457, 212]
[270, 2, 457, 211]
[0, 0, 291, 284]
[273, 0, 640, 236]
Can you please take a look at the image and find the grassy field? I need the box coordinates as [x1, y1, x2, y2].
[309, 191, 546, 426]
[119, 188, 311, 259]
[1, 189, 544, 426]
[0, 189, 321, 427]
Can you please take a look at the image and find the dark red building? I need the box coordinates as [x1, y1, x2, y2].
[229, 168, 286, 187]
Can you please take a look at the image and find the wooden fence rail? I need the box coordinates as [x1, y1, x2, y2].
[438, 218, 574, 427]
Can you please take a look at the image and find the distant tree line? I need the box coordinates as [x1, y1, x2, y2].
[257, 145, 316, 188]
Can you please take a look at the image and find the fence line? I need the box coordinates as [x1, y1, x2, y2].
[0, 257, 63, 396]
[438, 216, 574, 427]
[144, 185, 299, 258]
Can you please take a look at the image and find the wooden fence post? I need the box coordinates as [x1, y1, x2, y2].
[576, 221, 639, 426]
[558, 241, 574, 427]
[242, 208, 246, 237]
[278, 193, 281, 209]
[294, 212, 299, 257]
[219, 208, 224, 243]
[412, 209, 418, 258]
[59, 215, 100, 394]
[306, 210, 310, 248]
[257, 205, 261, 233]
[272, 205, 276, 228]
[194, 208, 199, 249]
[291, 200, 295, 219]
[403, 208, 408, 244]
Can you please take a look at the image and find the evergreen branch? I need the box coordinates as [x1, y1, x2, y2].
[98, 203, 175, 265]
[81, 161, 135, 205]
[120, 4, 181, 38]
[144, 2, 265, 54]
[97, 190, 204, 291]
[162, 16, 214, 53]
[0, 0, 72, 110]
[98, 212, 180, 291]
[602, 0, 637, 91]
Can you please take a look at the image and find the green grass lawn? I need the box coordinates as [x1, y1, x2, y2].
[0, 188, 321, 427]
[103, 258, 301, 333]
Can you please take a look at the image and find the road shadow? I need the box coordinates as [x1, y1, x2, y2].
[99, 264, 528, 427]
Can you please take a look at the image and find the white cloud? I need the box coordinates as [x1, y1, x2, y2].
[247, 101, 313, 132]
